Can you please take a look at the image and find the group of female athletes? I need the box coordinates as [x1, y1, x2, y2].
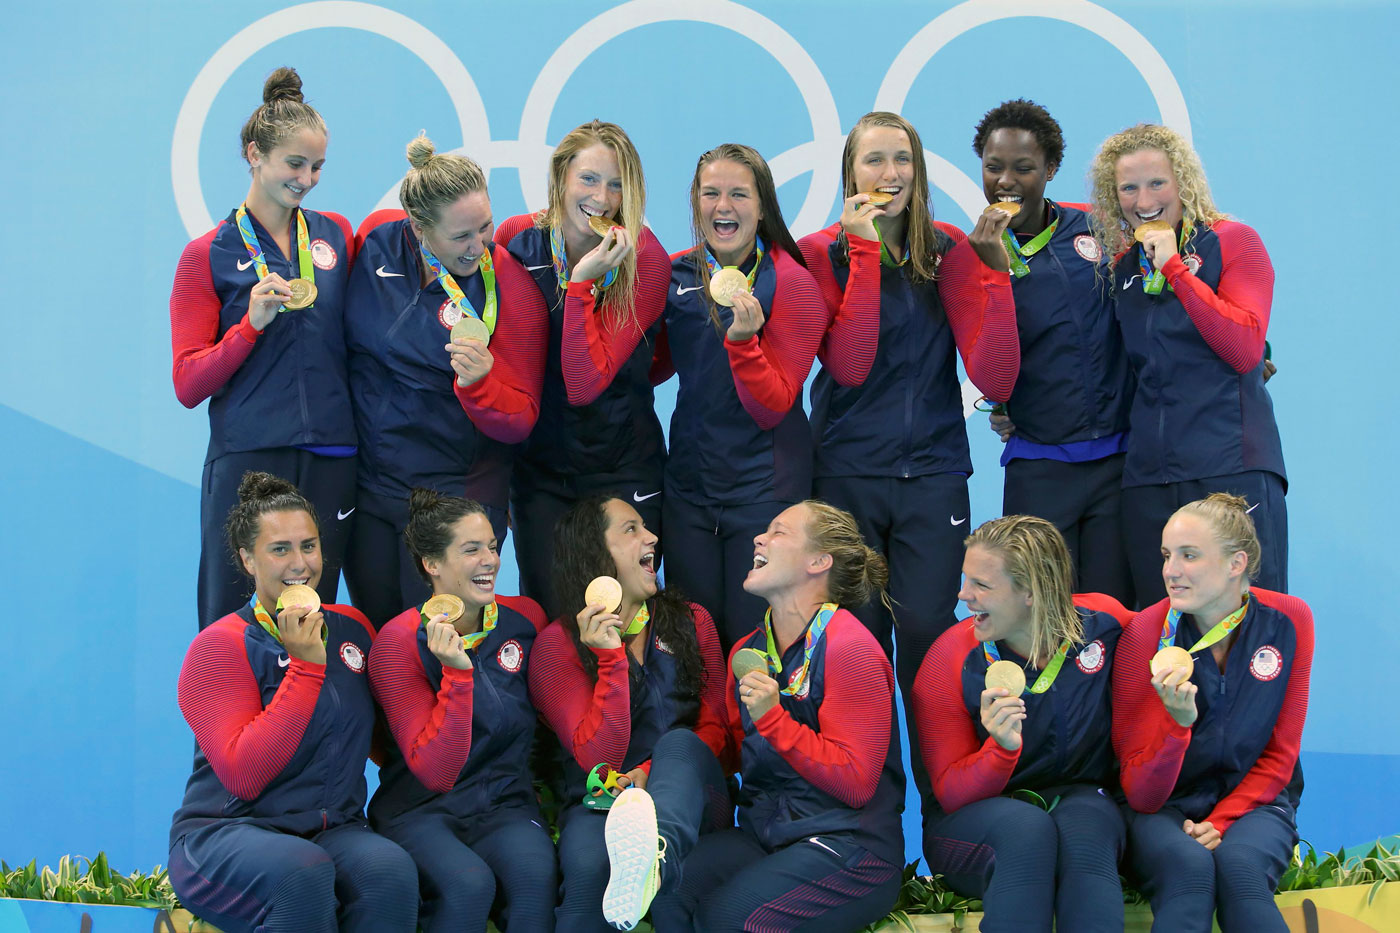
[164, 66, 1310, 933]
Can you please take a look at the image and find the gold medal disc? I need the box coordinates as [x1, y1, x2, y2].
[1150, 645, 1195, 678]
[588, 214, 618, 237]
[276, 584, 321, 614]
[450, 315, 491, 345]
[731, 647, 770, 680]
[984, 659, 1027, 695]
[584, 575, 624, 614]
[1134, 219, 1173, 242]
[285, 278, 317, 310]
[863, 191, 894, 206]
[984, 200, 1022, 218]
[423, 593, 466, 625]
[708, 267, 751, 307]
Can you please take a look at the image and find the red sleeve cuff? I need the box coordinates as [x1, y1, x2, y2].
[235, 315, 262, 341]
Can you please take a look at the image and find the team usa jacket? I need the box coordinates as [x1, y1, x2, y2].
[170, 207, 356, 461]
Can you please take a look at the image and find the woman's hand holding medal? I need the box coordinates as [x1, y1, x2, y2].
[725, 291, 765, 342]
[249, 273, 295, 330]
[738, 669, 780, 721]
[573, 224, 634, 283]
[426, 615, 473, 670]
[840, 193, 883, 245]
[969, 204, 1015, 274]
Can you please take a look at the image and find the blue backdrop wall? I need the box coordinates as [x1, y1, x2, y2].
[2, 0, 1396, 874]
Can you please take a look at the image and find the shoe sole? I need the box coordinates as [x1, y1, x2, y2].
[603, 787, 660, 930]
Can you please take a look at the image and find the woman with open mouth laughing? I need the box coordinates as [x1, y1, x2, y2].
[913, 515, 1134, 933]
[493, 121, 671, 621]
[529, 495, 730, 932]
[366, 488, 555, 932]
[656, 143, 829, 651]
[342, 134, 547, 628]
[1088, 124, 1288, 604]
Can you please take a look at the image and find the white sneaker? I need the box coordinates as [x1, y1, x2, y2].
[602, 786, 666, 930]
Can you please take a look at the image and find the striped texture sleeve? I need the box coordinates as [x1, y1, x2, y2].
[528, 621, 632, 771]
[691, 604, 737, 771]
[1112, 602, 1192, 812]
[938, 237, 1020, 403]
[799, 228, 882, 388]
[170, 227, 260, 407]
[1164, 220, 1274, 373]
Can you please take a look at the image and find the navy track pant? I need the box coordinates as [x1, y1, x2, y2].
[199, 448, 357, 630]
[169, 819, 417, 933]
[922, 785, 1126, 933]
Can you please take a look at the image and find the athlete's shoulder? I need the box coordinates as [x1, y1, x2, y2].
[1250, 588, 1313, 635]
[498, 594, 549, 633]
[495, 212, 542, 248]
[797, 223, 841, 251]
[1074, 592, 1135, 627]
[934, 219, 967, 244]
[325, 603, 376, 641]
[356, 209, 408, 248]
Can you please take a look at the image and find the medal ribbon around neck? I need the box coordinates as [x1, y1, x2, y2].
[235, 205, 316, 307]
[623, 602, 650, 637]
[1000, 215, 1059, 279]
[871, 217, 907, 268]
[705, 236, 766, 290]
[421, 600, 499, 650]
[761, 602, 837, 696]
[1158, 594, 1250, 654]
[982, 638, 1072, 694]
[1137, 224, 1192, 295]
[251, 594, 327, 646]
[549, 223, 619, 293]
[419, 239, 498, 338]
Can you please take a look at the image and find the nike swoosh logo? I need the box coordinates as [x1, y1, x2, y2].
[950, 516, 968, 526]
[277, 655, 291, 668]
[525, 263, 551, 272]
[237, 258, 254, 271]
[677, 285, 705, 295]
[1246, 502, 1259, 513]
[1123, 274, 1141, 288]
[337, 508, 355, 520]
[808, 837, 840, 857]
[633, 491, 661, 502]
[376, 266, 404, 278]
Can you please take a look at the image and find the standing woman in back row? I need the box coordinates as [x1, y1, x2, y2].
[494, 121, 671, 618]
[170, 67, 358, 629]
[656, 144, 829, 648]
[344, 135, 547, 627]
[1088, 124, 1287, 602]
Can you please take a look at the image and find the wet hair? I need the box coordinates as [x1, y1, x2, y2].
[965, 515, 1083, 663]
[399, 133, 488, 232]
[838, 112, 945, 284]
[799, 501, 892, 613]
[225, 471, 320, 574]
[972, 98, 1065, 170]
[404, 488, 492, 585]
[687, 143, 807, 330]
[551, 496, 704, 700]
[1171, 492, 1262, 583]
[239, 67, 326, 166]
[1087, 123, 1226, 267]
[537, 120, 646, 328]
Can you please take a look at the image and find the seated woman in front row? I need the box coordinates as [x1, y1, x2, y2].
[1114, 493, 1312, 933]
[913, 515, 1133, 933]
[367, 488, 555, 932]
[167, 471, 416, 933]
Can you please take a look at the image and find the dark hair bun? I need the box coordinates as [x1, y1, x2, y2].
[237, 470, 298, 503]
[408, 486, 443, 515]
[262, 66, 305, 105]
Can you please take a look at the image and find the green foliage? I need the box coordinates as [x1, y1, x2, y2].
[857, 863, 982, 932]
[0, 854, 178, 910]
[1277, 839, 1400, 905]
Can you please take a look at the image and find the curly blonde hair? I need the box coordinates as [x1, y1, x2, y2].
[1087, 123, 1226, 267]
[966, 515, 1083, 664]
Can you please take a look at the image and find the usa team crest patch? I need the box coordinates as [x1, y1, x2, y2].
[1183, 253, 1202, 274]
[1250, 645, 1283, 681]
[653, 635, 673, 655]
[438, 299, 463, 329]
[310, 238, 337, 270]
[788, 671, 811, 699]
[1075, 639, 1106, 674]
[497, 639, 524, 673]
[1073, 234, 1101, 262]
[339, 642, 366, 673]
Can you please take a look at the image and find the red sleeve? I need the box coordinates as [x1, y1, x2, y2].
[690, 604, 737, 771]
[1208, 591, 1313, 834]
[177, 618, 325, 801]
[368, 611, 474, 794]
[1163, 221, 1273, 374]
[938, 238, 1020, 403]
[912, 620, 1019, 811]
[454, 245, 548, 443]
[1073, 592, 1135, 627]
[799, 227, 882, 388]
[1112, 601, 1192, 812]
[752, 613, 892, 808]
[356, 209, 406, 253]
[321, 211, 357, 267]
[493, 212, 540, 249]
[648, 319, 675, 385]
[563, 226, 671, 404]
[725, 252, 829, 429]
[527, 621, 632, 770]
[170, 227, 262, 408]
[498, 594, 550, 634]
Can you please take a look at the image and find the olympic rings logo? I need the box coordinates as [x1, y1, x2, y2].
[171, 0, 1191, 416]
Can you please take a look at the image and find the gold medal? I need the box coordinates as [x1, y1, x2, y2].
[584, 575, 623, 614]
[731, 647, 769, 680]
[275, 584, 321, 614]
[1150, 645, 1195, 678]
[985, 659, 1027, 696]
[423, 593, 466, 625]
[984, 200, 1022, 218]
[450, 314, 491, 345]
[588, 214, 618, 237]
[708, 267, 751, 307]
[1134, 219, 1173, 242]
[284, 277, 317, 310]
[862, 191, 894, 206]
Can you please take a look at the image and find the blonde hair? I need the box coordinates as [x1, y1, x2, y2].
[1172, 492, 1262, 583]
[840, 112, 943, 284]
[800, 500, 892, 613]
[399, 133, 488, 231]
[240, 67, 326, 167]
[537, 120, 645, 329]
[966, 515, 1083, 663]
[1087, 123, 1226, 266]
